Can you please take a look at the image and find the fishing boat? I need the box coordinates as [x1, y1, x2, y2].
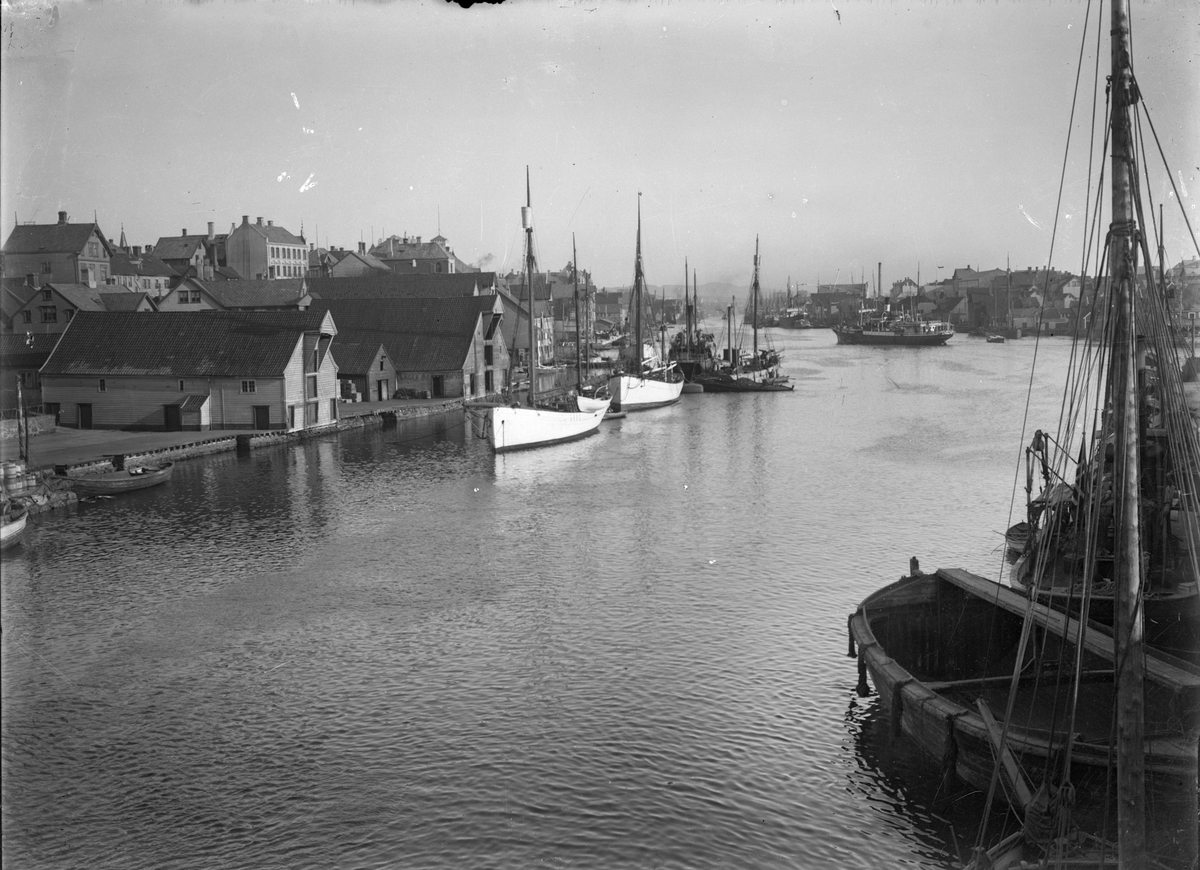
[487, 170, 608, 453]
[667, 260, 717, 385]
[1, 502, 28, 551]
[67, 461, 174, 496]
[986, 334, 1006, 344]
[607, 194, 685, 412]
[850, 2, 1200, 865]
[692, 238, 793, 394]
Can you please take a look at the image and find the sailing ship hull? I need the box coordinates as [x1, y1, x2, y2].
[607, 374, 683, 411]
[487, 405, 607, 453]
[832, 327, 953, 347]
[851, 568, 1200, 858]
[66, 462, 174, 496]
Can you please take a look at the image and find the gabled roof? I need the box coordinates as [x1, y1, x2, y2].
[309, 272, 496, 300]
[369, 236, 452, 261]
[100, 292, 157, 312]
[3, 222, 113, 256]
[151, 236, 208, 261]
[330, 339, 387, 375]
[38, 283, 110, 312]
[197, 278, 308, 309]
[41, 310, 332, 378]
[1, 279, 41, 322]
[0, 332, 61, 369]
[311, 296, 499, 372]
[109, 250, 179, 279]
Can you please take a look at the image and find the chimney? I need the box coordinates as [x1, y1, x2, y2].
[256, 217, 264, 226]
[145, 244, 153, 254]
[358, 241, 366, 254]
[182, 229, 188, 237]
[208, 222, 215, 240]
[25, 273, 35, 288]
[242, 215, 250, 225]
[58, 210, 68, 224]
[267, 220, 273, 227]
[309, 243, 314, 251]
[132, 246, 141, 257]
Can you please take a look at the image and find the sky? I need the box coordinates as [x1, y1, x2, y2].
[1, 0, 1197, 295]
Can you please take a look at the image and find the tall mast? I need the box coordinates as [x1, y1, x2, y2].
[523, 166, 536, 405]
[634, 193, 644, 371]
[685, 258, 691, 355]
[1108, 0, 1146, 864]
[573, 234, 582, 392]
[752, 237, 760, 357]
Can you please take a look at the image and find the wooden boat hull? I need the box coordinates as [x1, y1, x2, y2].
[692, 372, 793, 393]
[607, 374, 683, 411]
[575, 394, 611, 413]
[68, 462, 174, 496]
[850, 568, 1200, 854]
[1, 508, 28, 551]
[488, 404, 607, 452]
[833, 327, 953, 346]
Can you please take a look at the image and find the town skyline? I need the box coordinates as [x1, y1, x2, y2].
[2, 0, 1197, 292]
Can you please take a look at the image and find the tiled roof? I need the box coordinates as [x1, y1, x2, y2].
[200, 278, 308, 309]
[369, 237, 452, 261]
[309, 272, 496, 300]
[1, 279, 41, 321]
[109, 250, 179, 278]
[329, 339, 386, 375]
[260, 224, 305, 245]
[3, 222, 112, 256]
[312, 296, 498, 373]
[41, 310, 328, 377]
[100, 292, 156, 312]
[178, 395, 209, 412]
[0, 332, 61, 368]
[151, 236, 207, 261]
[45, 283, 110, 311]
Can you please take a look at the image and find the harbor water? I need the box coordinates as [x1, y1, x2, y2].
[3, 329, 1081, 869]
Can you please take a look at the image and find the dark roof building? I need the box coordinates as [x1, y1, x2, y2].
[2, 211, 115, 287]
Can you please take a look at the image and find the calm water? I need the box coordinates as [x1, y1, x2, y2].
[2, 329, 1077, 869]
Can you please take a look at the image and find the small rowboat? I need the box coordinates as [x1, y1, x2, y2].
[1003, 521, 1030, 552]
[67, 461, 174, 496]
[1, 504, 28, 551]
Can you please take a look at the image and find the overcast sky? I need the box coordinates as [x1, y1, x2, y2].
[2, 0, 1196, 293]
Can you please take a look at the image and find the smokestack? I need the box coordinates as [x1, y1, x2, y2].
[878, 262, 882, 299]
[58, 210, 68, 224]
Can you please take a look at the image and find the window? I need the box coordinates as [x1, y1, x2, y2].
[88, 241, 99, 257]
[189, 290, 201, 304]
[306, 374, 318, 399]
[179, 380, 185, 391]
[40, 306, 57, 323]
[41, 260, 51, 274]
[41, 289, 52, 301]
[241, 380, 256, 393]
[21, 311, 31, 324]
[98, 378, 106, 392]
[379, 359, 385, 371]
[64, 309, 74, 321]
[288, 405, 296, 429]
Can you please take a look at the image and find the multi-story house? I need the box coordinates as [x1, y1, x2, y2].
[156, 278, 309, 312]
[7, 282, 155, 335]
[108, 241, 178, 296]
[226, 216, 307, 280]
[1, 211, 115, 287]
[368, 233, 476, 275]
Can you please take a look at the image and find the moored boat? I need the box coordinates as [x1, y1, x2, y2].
[66, 461, 174, 496]
[488, 170, 609, 451]
[833, 314, 954, 346]
[1, 502, 28, 550]
[607, 194, 684, 412]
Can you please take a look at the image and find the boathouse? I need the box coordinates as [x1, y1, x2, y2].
[39, 309, 339, 431]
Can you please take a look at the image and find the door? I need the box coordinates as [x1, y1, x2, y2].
[253, 405, 270, 430]
[431, 375, 445, 398]
[376, 379, 387, 402]
[77, 403, 93, 430]
[164, 404, 183, 431]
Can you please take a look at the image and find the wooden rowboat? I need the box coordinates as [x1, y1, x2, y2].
[1, 504, 28, 551]
[67, 461, 174, 496]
